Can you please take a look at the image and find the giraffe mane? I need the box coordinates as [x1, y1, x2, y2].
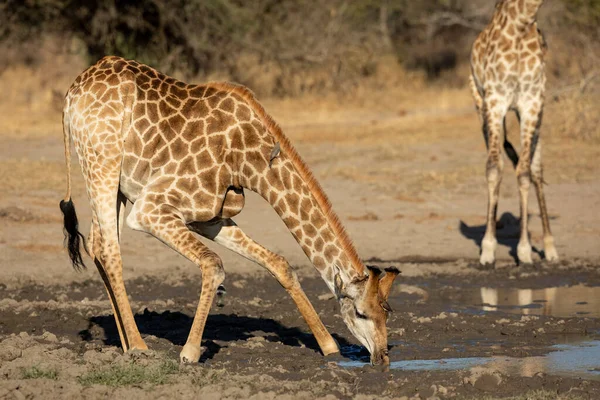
[207, 82, 365, 277]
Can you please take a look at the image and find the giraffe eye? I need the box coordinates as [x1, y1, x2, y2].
[354, 306, 367, 319]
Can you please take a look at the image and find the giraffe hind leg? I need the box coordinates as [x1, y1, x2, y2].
[514, 106, 544, 265]
[75, 126, 146, 352]
[480, 99, 508, 266]
[91, 172, 147, 352]
[88, 215, 128, 350]
[531, 140, 559, 262]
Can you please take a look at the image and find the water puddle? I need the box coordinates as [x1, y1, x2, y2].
[451, 284, 600, 318]
[339, 340, 600, 380]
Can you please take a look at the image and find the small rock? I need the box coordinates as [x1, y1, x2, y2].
[248, 297, 263, 307]
[0, 345, 23, 361]
[248, 336, 266, 342]
[233, 280, 247, 289]
[318, 293, 335, 301]
[417, 385, 436, 399]
[473, 373, 502, 391]
[521, 315, 539, 322]
[56, 293, 69, 302]
[0, 298, 18, 310]
[42, 331, 59, 343]
[11, 389, 26, 400]
[145, 335, 159, 343]
[415, 317, 432, 323]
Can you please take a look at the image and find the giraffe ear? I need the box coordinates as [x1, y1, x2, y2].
[379, 267, 401, 301]
[366, 265, 383, 299]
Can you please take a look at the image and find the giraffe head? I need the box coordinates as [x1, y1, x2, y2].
[334, 266, 400, 365]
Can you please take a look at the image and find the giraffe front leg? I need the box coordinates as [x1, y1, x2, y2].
[180, 255, 224, 363]
[190, 219, 340, 356]
[127, 201, 224, 364]
[515, 105, 545, 265]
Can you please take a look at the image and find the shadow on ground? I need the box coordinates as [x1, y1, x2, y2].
[79, 310, 364, 361]
[459, 212, 544, 263]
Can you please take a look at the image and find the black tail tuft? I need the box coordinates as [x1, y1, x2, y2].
[503, 139, 519, 168]
[59, 198, 87, 270]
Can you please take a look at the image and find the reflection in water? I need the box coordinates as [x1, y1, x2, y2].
[478, 285, 600, 318]
[488, 341, 600, 380]
[339, 341, 600, 381]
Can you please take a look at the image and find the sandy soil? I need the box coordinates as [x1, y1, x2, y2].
[1, 81, 600, 399]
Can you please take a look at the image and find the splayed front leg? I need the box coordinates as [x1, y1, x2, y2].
[190, 219, 340, 356]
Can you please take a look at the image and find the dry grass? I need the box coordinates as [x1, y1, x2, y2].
[0, 160, 66, 194]
[0, 46, 597, 201]
[551, 91, 600, 142]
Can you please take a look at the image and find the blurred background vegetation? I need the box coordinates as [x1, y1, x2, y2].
[0, 0, 598, 139]
[0, 0, 597, 92]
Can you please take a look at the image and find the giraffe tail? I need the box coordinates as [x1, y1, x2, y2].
[59, 98, 87, 270]
[503, 138, 519, 168]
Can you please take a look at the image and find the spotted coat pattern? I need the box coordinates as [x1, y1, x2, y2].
[61, 56, 398, 364]
[469, 0, 558, 266]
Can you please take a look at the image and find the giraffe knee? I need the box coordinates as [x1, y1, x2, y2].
[268, 255, 298, 290]
[531, 163, 544, 184]
[200, 252, 225, 287]
[516, 165, 531, 189]
[485, 157, 503, 187]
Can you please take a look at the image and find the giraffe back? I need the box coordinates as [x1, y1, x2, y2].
[65, 56, 276, 221]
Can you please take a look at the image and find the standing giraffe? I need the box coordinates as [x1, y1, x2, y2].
[469, 0, 558, 266]
[59, 56, 399, 365]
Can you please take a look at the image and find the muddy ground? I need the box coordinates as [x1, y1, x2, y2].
[2, 263, 600, 399]
[1, 78, 600, 398]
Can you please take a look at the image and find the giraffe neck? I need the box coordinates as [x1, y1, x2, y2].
[506, 0, 543, 31]
[269, 159, 363, 277]
[221, 88, 366, 288]
[260, 156, 366, 288]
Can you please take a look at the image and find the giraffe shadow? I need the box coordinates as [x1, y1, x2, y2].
[79, 310, 359, 361]
[459, 212, 543, 264]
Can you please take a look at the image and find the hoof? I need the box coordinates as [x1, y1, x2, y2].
[480, 237, 497, 266]
[321, 339, 340, 357]
[324, 351, 344, 363]
[479, 253, 496, 267]
[180, 343, 203, 364]
[517, 244, 533, 265]
[545, 249, 559, 263]
[544, 237, 559, 262]
[128, 340, 149, 352]
[477, 261, 495, 271]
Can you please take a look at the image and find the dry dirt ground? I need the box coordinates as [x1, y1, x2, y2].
[1, 73, 600, 399]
